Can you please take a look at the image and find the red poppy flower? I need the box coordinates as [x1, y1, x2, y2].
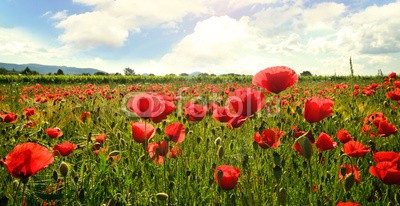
[169, 146, 182, 158]
[316, 132, 337, 151]
[226, 115, 248, 129]
[386, 89, 400, 101]
[303, 97, 334, 123]
[363, 112, 386, 127]
[53, 142, 77, 156]
[150, 100, 176, 123]
[338, 164, 360, 183]
[336, 201, 360, 206]
[23, 108, 35, 117]
[1, 112, 17, 123]
[227, 88, 265, 117]
[253, 128, 286, 149]
[46, 127, 63, 138]
[1, 142, 54, 178]
[184, 101, 207, 122]
[214, 165, 240, 190]
[388, 72, 396, 79]
[147, 141, 168, 164]
[252, 66, 298, 94]
[81, 111, 91, 121]
[378, 120, 397, 137]
[342, 141, 370, 158]
[369, 161, 400, 185]
[394, 80, 400, 88]
[26, 121, 35, 128]
[127, 93, 176, 123]
[373, 151, 400, 163]
[335, 129, 352, 143]
[212, 106, 233, 123]
[95, 133, 107, 144]
[131, 122, 155, 143]
[165, 122, 185, 143]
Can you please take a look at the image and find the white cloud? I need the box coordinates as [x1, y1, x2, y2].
[56, 0, 207, 49]
[56, 11, 130, 49]
[51, 10, 68, 20]
[135, 16, 278, 75]
[302, 2, 345, 31]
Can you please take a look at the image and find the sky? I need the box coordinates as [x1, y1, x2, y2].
[0, 0, 399, 76]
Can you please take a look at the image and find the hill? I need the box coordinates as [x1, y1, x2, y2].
[0, 62, 106, 75]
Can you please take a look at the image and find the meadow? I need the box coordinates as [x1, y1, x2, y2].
[0, 69, 399, 206]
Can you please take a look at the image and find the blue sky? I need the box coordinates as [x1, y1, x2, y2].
[0, 0, 399, 75]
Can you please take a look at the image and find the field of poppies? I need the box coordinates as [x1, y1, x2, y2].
[1, 67, 399, 206]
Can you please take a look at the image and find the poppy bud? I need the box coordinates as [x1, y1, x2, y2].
[52, 170, 58, 181]
[273, 152, 281, 166]
[108, 150, 120, 157]
[214, 137, 221, 146]
[300, 137, 313, 162]
[344, 173, 355, 191]
[156, 192, 168, 201]
[217, 146, 224, 159]
[273, 166, 282, 182]
[242, 154, 249, 168]
[278, 188, 287, 205]
[340, 167, 347, 177]
[59, 162, 69, 177]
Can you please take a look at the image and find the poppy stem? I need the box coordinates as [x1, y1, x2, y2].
[308, 160, 314, 205]
[21, 182, 27, 206]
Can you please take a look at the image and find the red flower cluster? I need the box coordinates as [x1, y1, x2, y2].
[369, 152, 400, 185]
[361, 112, 397, 137]
[1, 112, 17, 123]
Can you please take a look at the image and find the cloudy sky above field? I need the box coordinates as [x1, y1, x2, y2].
[0, 0, 399, 75]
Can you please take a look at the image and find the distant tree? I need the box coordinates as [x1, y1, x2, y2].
[167, 73, 176, 76]
[180, 73, 189, 76]
[0, 67, 9, 74]
[20, 67, 39, 75]
[300, 71, 312, 76]
[113, 72, 122, 76]
[94, 71, 108, 75]
[56, 69, 64, 75]
[148, 73, 155, 76]
[81, 73, 91, 76]
[124, 67, 135, 76]
[200, 73, 209, 77]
